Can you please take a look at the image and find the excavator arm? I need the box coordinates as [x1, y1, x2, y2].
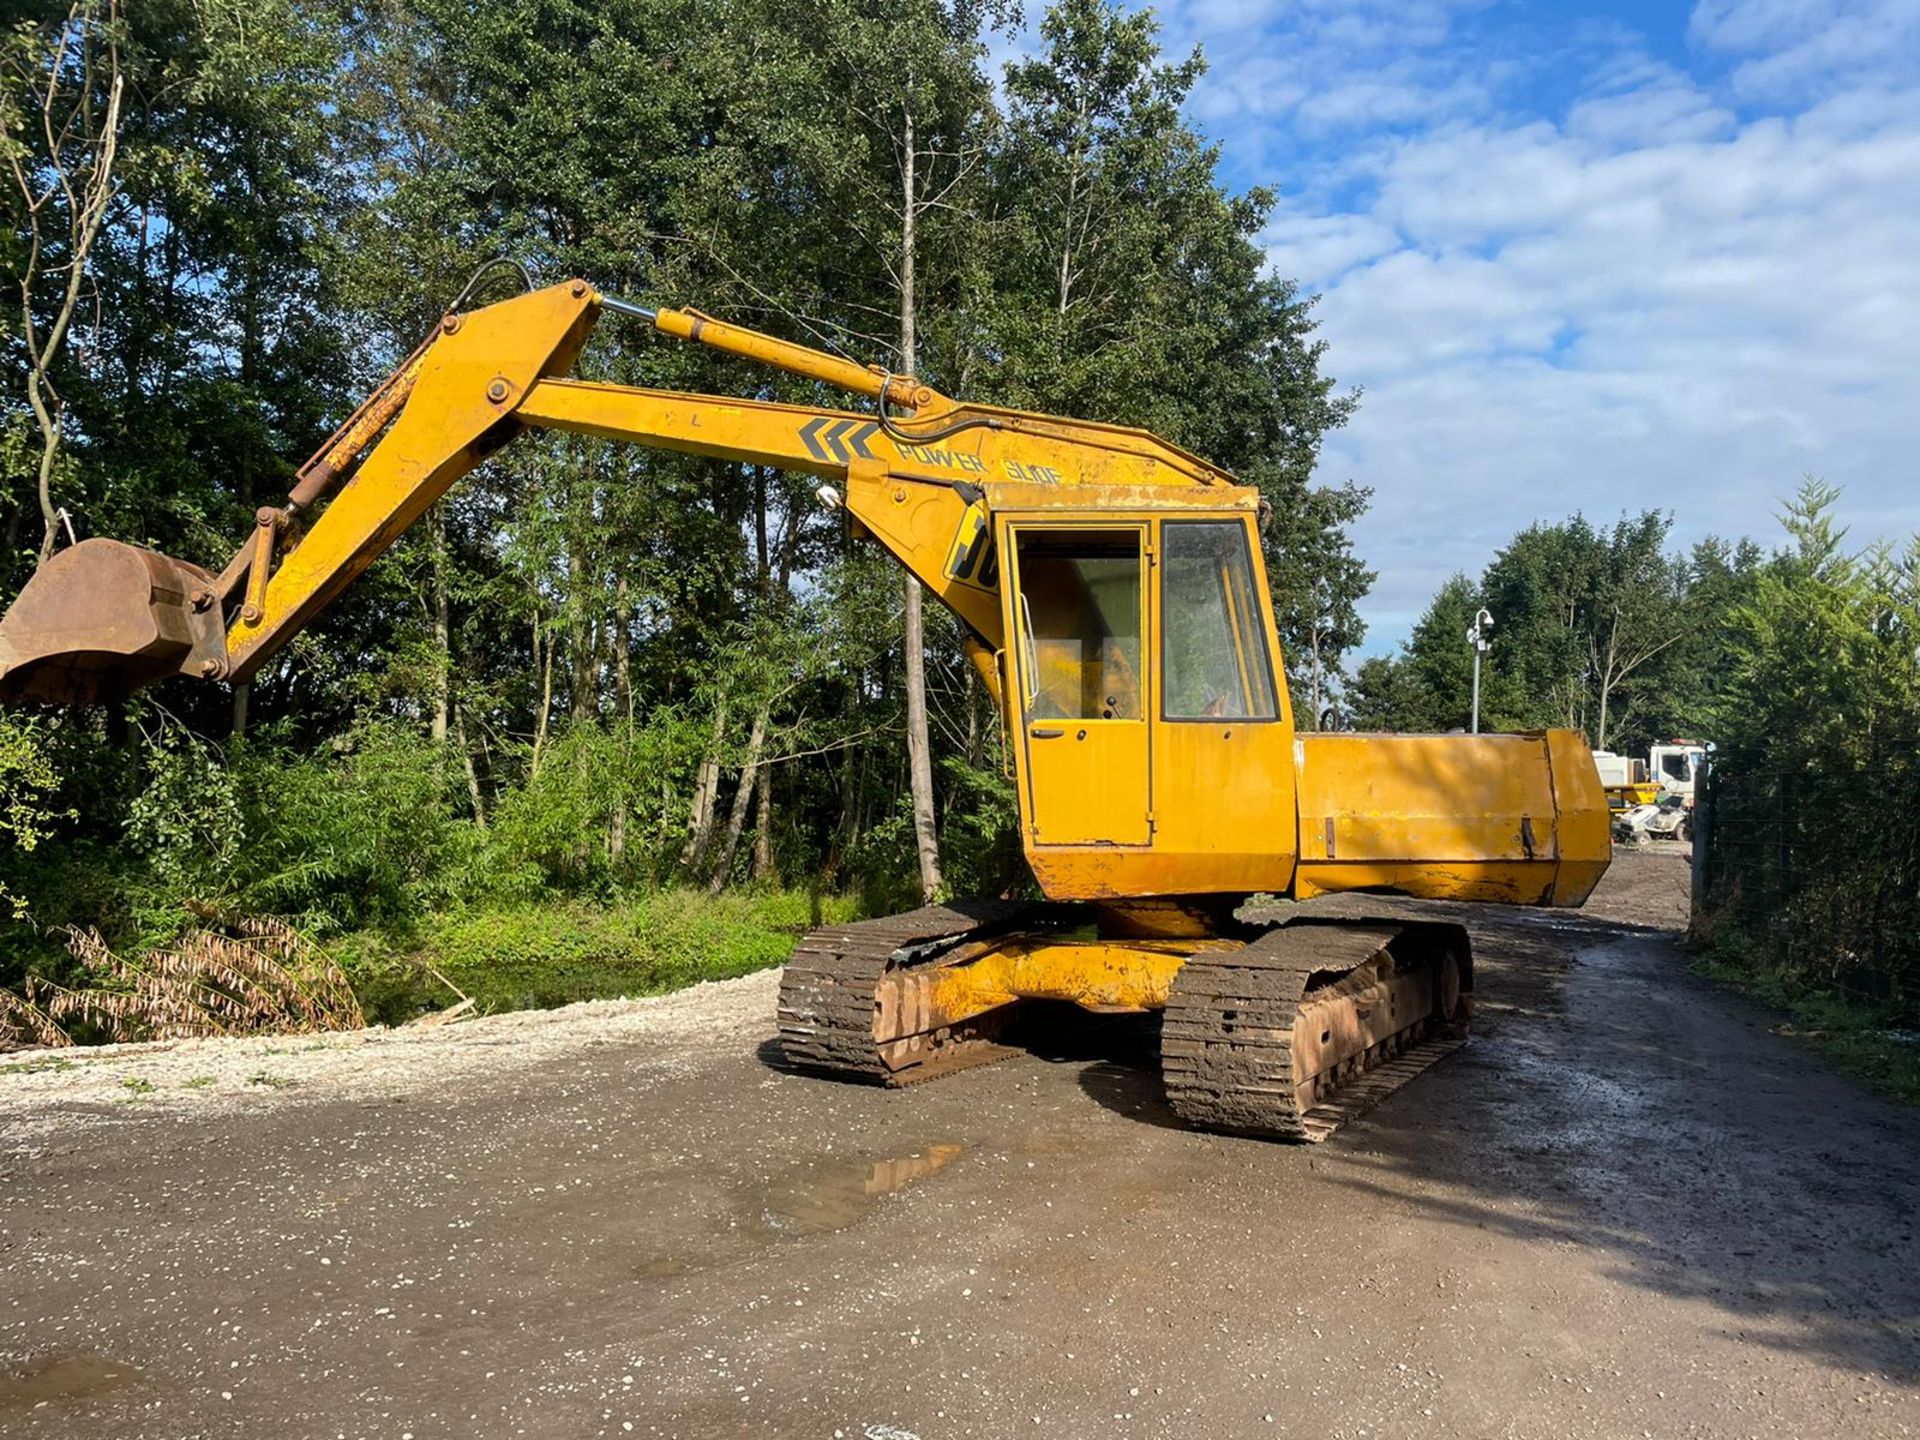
[0, 278, 1237, 708]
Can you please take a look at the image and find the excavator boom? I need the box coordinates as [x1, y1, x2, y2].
[0, 279, 1229, 703]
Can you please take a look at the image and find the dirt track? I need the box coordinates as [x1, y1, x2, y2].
[2, 851, 1916, 1438]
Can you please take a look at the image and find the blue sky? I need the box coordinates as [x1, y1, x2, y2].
[1106, 0, 1920, 654]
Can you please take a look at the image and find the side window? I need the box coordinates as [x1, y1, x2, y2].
[1162, 521, 1278, 720]
[1014, 530, 1143, 720]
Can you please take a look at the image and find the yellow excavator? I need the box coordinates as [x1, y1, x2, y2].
[0, 277, 1609, 1141]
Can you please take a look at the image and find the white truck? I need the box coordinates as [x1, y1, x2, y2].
[1647, 742, 1707, 803]
[1597, 740, 1709, 843]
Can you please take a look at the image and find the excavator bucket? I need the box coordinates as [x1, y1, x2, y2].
[0, 539, 226, 707]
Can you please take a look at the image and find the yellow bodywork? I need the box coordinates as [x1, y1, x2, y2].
[224, 281, 1608, 913]
[874, 938, 1237, 1041]
[0, 278, 1610, 942]
[1294, 729, 1610, 906]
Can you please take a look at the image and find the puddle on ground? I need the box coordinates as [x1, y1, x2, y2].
[629, 1143, 968, 1281]
[633, 1253, 692, 1279]
[748, 1142, 967, 1238]
[0, 1351, 151, 1416]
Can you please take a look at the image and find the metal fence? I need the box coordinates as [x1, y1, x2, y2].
[1692, 739, 1920, 1016]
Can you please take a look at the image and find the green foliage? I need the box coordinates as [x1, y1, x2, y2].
[1349, 513, 1730, 751]
[335, 888, 862, 1022]
[1698, 481, 1920, 1020]
[122, 729, 247, 901]
[3, 0, 1375, 1038]
[933, 753, 1028, 901]
[0, 716, 68, 918]
[120, 719, 454, 932]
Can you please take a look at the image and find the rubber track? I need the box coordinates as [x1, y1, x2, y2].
[1162, 922, 1464, 1143]
[777, 900, 1037, 1086]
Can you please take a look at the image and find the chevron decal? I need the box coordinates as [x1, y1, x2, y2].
[798, 417, 832, 462]
[798, 417, 880, 464]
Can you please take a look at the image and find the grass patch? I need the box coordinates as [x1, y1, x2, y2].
[1692, 941, 1920, 1107]
[0, 1055, 79, 1076]
[334, 887, 865, 1024]
[121, 1075, 155, 1096]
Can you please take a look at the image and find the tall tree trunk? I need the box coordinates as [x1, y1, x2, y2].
[752, 760, 775, 883]
[964, 667, 981, 767]
[13, 18, 124, 567]
[609, 571, 633, 865]
[531, 614, 554, 778]
[1596, 662, 1614, 751]
[429, 500, 451, 743]
[707, 707, 768, 894]
[567, 519, 595, 723]
[904, 580, 943, 898]
[899, 98, 944, 902]
[680, 699, 729, 873]
[613, 572, 633, 725]
[454, 701, 488, 829]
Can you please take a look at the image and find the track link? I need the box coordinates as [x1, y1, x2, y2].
[776, 900, 1040, 1086]
[1161, 920, 1470, 1143]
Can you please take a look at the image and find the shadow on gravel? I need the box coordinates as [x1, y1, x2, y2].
[1067, 904, 1920, 1386]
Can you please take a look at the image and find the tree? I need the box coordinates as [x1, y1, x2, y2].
[3, 0, 124, 566]
[989, 0, 1367, 707]
[798, 0, 1008, 903]
[1701, 479, 1920, 1011]
[0, 0, 1380, 963]
[1584, 513, 1686, 750]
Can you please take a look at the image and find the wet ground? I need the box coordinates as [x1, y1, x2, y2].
[2, 851, 1916, 1438]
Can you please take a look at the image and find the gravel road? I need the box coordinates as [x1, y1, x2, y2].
[2, 851, 1916, 1439]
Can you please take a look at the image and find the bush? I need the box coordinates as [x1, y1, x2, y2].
[480, 714, 702, 898]
[0, 715, 68, 920]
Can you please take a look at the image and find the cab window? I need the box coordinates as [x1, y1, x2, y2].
[1161, 520, 1278, 720]
[1014, 530, 1143, 721]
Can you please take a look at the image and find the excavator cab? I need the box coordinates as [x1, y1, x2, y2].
[998, 508, 1301, 896]
[0, 538, 227, 707]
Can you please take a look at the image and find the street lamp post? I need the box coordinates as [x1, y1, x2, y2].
[1467, 607, 1494, 734]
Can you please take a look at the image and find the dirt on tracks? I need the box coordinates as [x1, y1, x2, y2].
[1, 851, 1916, 1439]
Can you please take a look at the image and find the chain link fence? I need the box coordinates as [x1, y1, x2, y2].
[1691, 737, 1920, 1019]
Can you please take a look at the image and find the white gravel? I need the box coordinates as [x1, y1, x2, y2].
[0, 968, 779, 1141]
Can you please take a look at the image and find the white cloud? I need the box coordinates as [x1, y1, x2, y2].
[1691, 0, 1920, 98]
[1154, 0, 1920, 653]
[1318, 85, 1920, 642]
[1259, 210, 1400, 284]
[992, 1, 1920, 653]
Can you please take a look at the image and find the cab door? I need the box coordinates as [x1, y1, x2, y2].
[1001, 523, 1152, 847]
[1147, 515, 1297, 890]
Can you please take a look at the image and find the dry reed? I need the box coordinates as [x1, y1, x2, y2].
[0, 914, 363, 1049]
